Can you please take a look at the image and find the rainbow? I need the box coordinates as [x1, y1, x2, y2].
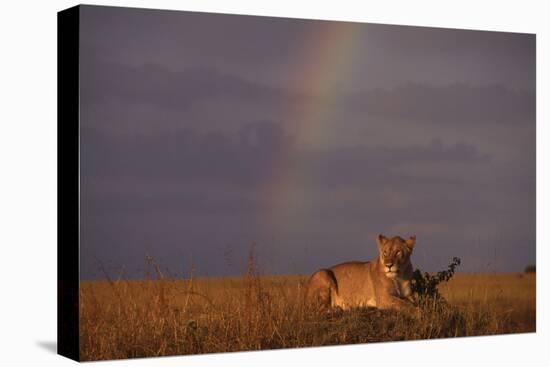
[262, 21, 364, 230]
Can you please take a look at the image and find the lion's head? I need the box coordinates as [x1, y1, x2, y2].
[376, 234, 416, 278]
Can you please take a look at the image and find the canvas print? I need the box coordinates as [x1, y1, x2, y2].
[58, 4, 535, 362]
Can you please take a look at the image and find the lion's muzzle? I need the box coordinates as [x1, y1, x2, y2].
[385, 262, 399, 277]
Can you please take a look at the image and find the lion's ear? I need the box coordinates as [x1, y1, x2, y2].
[405, 235, 416, 250]
[376, 234, 387, 250]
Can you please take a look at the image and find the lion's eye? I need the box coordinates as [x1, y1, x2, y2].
[397, 251, 402, 257]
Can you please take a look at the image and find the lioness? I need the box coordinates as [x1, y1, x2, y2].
[306, 234, 417, 313]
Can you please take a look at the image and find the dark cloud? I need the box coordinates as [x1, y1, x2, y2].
[81, 62, 284, 109]
[81, 121, 291, 186]
[81, 122, 490, 189]
[80, 61, 534, 149]
[351, 83, 535, 125]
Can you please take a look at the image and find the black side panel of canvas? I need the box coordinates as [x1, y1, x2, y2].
[57, 5, 80, 362]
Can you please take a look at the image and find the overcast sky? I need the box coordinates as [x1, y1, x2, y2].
[79, 5, 535, 279]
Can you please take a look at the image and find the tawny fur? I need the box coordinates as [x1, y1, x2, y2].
[306, 234, 418, 313]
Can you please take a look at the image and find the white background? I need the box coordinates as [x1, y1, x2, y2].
[0, 0, 547, 365]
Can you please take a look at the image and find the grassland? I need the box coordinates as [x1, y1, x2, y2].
[79, 265, 535, 361]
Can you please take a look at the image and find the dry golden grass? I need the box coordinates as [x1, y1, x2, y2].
[79, 267, 535, 361]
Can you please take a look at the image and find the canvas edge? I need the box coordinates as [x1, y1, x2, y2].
[57, 4, 81, 362]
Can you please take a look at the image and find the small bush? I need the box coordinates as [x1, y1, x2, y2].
[411, 257, 461, 301]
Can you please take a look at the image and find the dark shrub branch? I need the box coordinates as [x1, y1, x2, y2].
[412, 257, 461, 301]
